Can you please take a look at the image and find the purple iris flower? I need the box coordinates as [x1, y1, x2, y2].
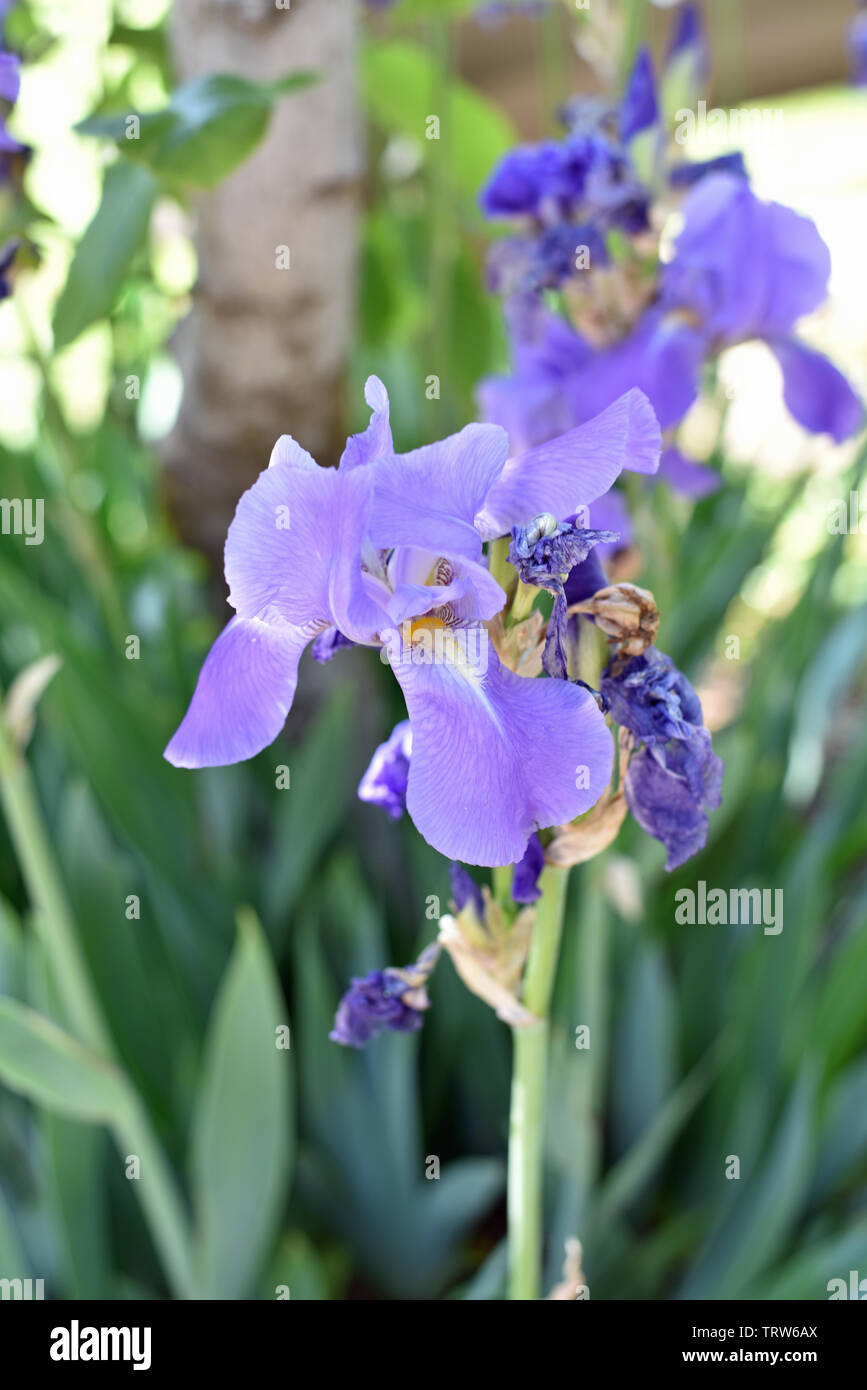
[479, 293, 705, 449]
[480, 133, 649, 242]
[0, 50, 19, 104]
[659, 174, 865, 442]
[450, 841, 542, 910]
[481, 175, 863, 460]
[165, 377, 661, 866]
[666, 2, 709, 85]
[330, 968, 426, 1047]
[359, 719, 411, 820]
[601, 649, 722, 871]
[480, 143, 565, 220]
[669, 150, 747, 189]
[512, 832, 544, 903]
[331, 943, 440, 1049]
[619, 46, 660, 143]
[450, 860, 485, 918]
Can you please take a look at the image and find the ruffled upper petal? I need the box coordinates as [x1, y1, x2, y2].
[339, 375, 394, 471]
[663, 175, 831, 343]
[165, 615, 313, 768]
[390, 635, 614, 865]
[770, 337, 865, 443]
[475, 389, 661, 539]
[224, 455, 380, 643]
[368, 422, 509, 560]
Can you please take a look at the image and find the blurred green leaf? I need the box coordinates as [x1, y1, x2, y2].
[784, 605, 867, 806]
[751, 1219, 867, 1300]
[594, 1034, 729, 1237]
[0, 1184, 29, 1282]
[811, 1057, 867, 1202]
[263, 687, 358, 942]
[678, 1070, 816, 1298]
[53, 162, 158, 350]
[42, 1114, 109, 1298]
[0, 999, 126, 1121]
[292, 858, 503, 1297]
[190, 910, 292, 1299]
[610, 944, 677, 1157]
[456, 1239, 507, 1300]
[265, 1231, 332, 1302]
[78, 72, 318, 190]
[811, 923, 867, 1075]
[362, 40, 515, 201]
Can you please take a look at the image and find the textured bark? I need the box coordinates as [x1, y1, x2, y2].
[164, 0, 362, 558]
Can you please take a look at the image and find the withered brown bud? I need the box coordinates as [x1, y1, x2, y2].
[568, 582, 659, 656]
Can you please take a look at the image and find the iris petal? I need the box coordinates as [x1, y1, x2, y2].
[164, 615, 313, 768]
[390, 639, 614, 865]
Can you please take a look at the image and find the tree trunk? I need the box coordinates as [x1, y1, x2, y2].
[163, 0, 362, 559]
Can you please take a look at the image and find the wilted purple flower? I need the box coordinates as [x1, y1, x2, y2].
[512, 832, 544, 903]
[359, 719, 412, 820]
[601, 647, 703, 745]
[601, 649, 722, 870]
[509, 514, 618, 678]
[165, 376, 660, 866]
[330, 944, 440, 1049]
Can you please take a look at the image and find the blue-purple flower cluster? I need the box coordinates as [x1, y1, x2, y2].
[478, 4, 863, 494]
[165, 377, 660, 869]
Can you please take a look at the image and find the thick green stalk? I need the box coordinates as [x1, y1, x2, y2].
[508, 864, 568, 1300]
[0, 693, 195, 1298]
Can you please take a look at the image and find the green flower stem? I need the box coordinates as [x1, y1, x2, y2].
[493, 863, 513, 904]
[508, 864, 568, 1300]
[0, 692, 195, 1298]
[488, 537, 515, 595]
[509, 580, 541, 626]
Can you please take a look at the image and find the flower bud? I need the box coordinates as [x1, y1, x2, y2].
[568, 582, 659, 656]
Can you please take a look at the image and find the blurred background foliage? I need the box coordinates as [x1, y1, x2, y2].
[0, 0, 866, 1300]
